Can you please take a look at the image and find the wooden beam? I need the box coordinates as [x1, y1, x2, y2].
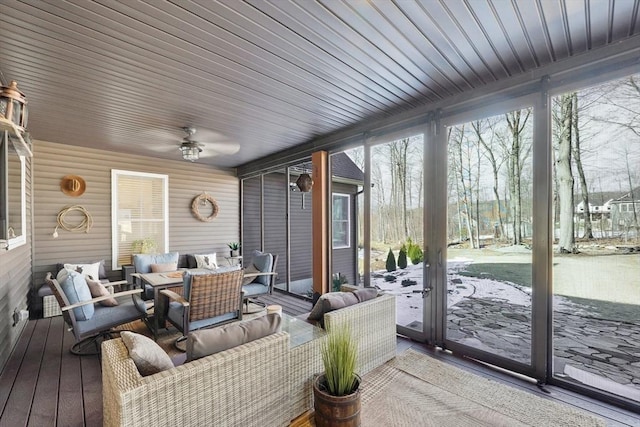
[312, 151, 329, 296]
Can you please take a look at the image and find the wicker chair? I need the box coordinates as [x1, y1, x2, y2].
[161, 269, 244, 342]
[45, 272, 148, 355]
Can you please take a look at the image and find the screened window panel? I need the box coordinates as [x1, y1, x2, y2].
[112, 170, 168, 269]
[332, 193, 350, 248]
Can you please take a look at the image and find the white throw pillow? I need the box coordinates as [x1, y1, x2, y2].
[194, 253, 218, 270]
[64, 261, 101, 281]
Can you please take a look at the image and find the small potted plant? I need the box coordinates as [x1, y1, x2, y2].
[227, 242, 240, 257]
[313, 325, 360, 426]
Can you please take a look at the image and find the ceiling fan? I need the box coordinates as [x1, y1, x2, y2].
[177, 126, 240, 162]
[179, 127, 203, 162]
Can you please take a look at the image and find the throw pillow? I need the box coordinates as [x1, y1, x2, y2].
[133, 252, 179, 274]
[63, 261, 101, 281]
[250, 250, 273, 286]
[57, 269, 94, 320]
[186, 313, 282, 362]
[194, 253, 218, 270]
[150, 262, 178, 273]
[242, 264, 260, 286]
[352, 287, 378, 303]
[307, 291, 359, 322]
[120, 331, 174, 377]
[86, 277, 118, 307]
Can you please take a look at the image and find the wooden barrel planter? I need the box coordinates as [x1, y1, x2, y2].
[313, 374, 361, 427]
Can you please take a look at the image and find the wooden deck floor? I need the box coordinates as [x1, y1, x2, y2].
[1, 292, 638, 427]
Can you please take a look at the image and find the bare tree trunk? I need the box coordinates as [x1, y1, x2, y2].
[624, 149, 640, 240]
[571, 92, 593, 239]
[557, 94, 575, 253]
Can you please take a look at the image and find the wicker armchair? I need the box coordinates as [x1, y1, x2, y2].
[45, 272, 147, 355]
[161, 269, 244, 340]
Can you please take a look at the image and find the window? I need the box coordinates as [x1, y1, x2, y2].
[111, 170, 168, 269]
[332, 193, 350, 248]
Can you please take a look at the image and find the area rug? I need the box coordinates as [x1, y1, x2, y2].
[359, 349, 605, 427]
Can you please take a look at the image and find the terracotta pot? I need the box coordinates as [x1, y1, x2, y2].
[313, 374, 361, 427]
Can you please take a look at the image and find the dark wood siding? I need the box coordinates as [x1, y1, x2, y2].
[242, 176, 262, 262]
[0, 155, 32, 372]
[263, 173, 288, 284]
[31, 140, 239, 316]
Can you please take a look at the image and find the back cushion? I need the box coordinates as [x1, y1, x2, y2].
[250, 250, 273, 286]
[187, 313, 282, 361]
[307, 291, 359, 322]
[133, 252, 179, 274]
[57, 269, 94, 320]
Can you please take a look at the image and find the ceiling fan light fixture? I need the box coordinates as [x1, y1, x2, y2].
[179, 142, 202, 162]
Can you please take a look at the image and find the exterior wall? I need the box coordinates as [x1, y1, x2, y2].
[241, 174, 358, 294]
[31, 140, 239, 316]
[0, 155, 32, 372]
[331, 182, 358, 286]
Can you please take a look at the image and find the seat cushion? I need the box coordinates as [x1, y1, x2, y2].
[249, 250, 273, 286]
[57, 269, 94, 321]
[120, 331, 174, 376]
[76, 298, 144, 336]
[167, 301, 238, 332]
[133, 252, 179, 274]
[242, 282, 269, 297]
[186, 314, 282, 361]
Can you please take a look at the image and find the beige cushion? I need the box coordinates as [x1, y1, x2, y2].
[353, 287, 378, 303]
[86, 277, 118, 306]
[150, 262, 177, 273]
[120, 331, 174, 376]
[242, 264, 260, 286]
[307, 291, 359, 321]
[194, 253, 218, 270]
[186, 314, 282, 362]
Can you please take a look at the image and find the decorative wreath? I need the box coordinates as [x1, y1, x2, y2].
[191, 193, 219, 222]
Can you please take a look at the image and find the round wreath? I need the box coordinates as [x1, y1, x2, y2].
[191, 193, 219, 222]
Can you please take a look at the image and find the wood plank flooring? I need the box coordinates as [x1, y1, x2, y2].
[1, 292, 638, 427]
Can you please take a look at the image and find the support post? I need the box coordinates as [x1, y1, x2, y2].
[312, 151, 329, 296]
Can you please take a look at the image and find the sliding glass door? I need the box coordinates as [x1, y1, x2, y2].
[442, 105, 535, 372]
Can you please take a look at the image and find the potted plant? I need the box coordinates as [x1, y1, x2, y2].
[227, 242, 240, 257]
[313, 325, 360, 426]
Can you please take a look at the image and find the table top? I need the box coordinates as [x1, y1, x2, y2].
[139, 266, 239, 287]
[281, 313, 325, 348]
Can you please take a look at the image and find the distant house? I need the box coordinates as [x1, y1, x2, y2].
[574, 187, 640, 232]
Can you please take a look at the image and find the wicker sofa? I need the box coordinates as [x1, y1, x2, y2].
[290, 293, 396, 416]
[102, 332, 291, 427]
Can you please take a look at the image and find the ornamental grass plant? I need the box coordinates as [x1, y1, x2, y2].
[320, 325, 358, 396]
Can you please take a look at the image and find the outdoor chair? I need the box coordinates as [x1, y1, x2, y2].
[45, 272, 148, 355]
[161, 269, 244, 348]
[242, 251, 279, 312]
[131, 252, 180, 300]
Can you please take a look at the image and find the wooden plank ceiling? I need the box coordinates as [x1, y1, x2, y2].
[0, 0, 639, 168]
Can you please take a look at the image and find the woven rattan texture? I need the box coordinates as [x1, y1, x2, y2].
[324, 294, 397, 376]
[102, 332, 291, 427]
[188, 270, 243, 322]
[43, 294, 62, 317]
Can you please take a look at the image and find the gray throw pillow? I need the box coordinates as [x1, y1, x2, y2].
[353, 287, 378, 303]
[307, 291, 359, 321]
[186, 313, 282, 362]
[120, 331, 174, 376]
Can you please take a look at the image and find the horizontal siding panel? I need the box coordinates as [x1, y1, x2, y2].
[32, 140, 239, 304]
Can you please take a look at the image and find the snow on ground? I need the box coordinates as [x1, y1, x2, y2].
[373, 257, 577, 327]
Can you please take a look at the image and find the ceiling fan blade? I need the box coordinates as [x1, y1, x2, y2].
[204, 141, 241, 155]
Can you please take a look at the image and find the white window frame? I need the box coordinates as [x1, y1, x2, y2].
[111, 169, 169, 269]
[332, 193, 350, 249]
